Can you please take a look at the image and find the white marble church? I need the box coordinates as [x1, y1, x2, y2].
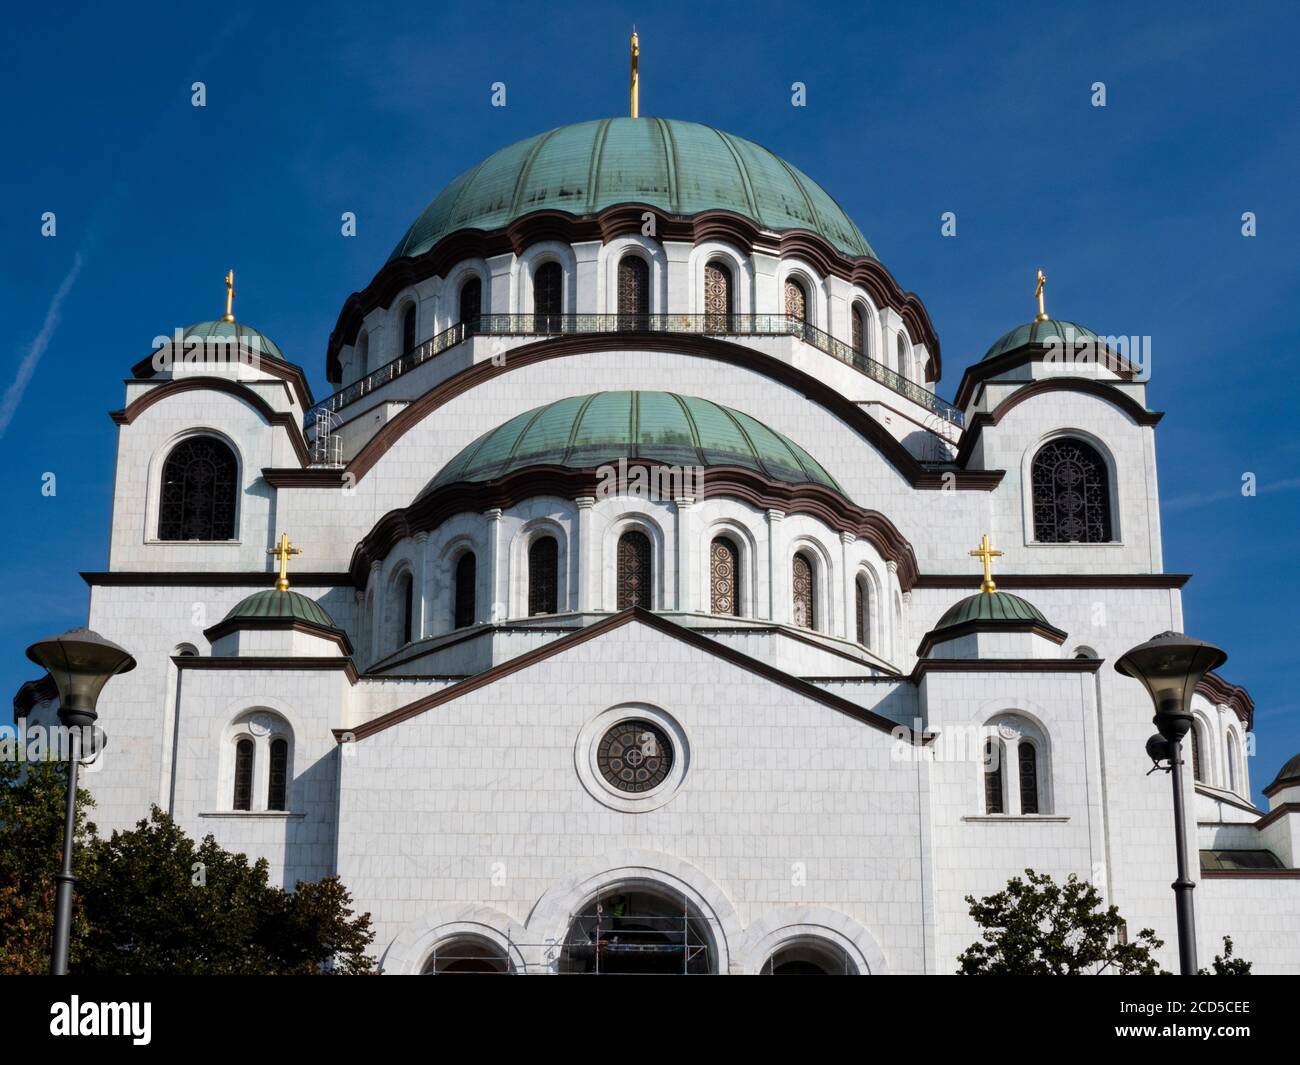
[16, 98, 1300, 973]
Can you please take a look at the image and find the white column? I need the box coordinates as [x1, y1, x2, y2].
[571, 241, 602, 314]
[575, 496, 595, 612]
[840, 530, 857, 642]
[766, 508, 786, 622]
[484, 507, 503, 623]
[886, 559, 899, 661]
[675, 495, 696, 613]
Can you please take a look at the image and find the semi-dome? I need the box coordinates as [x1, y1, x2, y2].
[176, 319, 286, 362]
[983, 318, 1099, 361]
[389, 117, 875, 262]
[221, 588, 338, 630]
[427, 390, 843, 493]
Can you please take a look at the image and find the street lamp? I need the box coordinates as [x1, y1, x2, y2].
[1115, 631, 1226, 976]
[25, 627, 135, 976]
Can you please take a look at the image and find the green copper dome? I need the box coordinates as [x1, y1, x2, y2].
[178, 320, 286, 362]
[222, 589, 337, 630]
[428, 391, 843, 493]
[934, 590, 1051, 630]
[390, 117, 875, 261]
[983, 319, 1099, 361]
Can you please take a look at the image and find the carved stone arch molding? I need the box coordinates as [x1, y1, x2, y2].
[381, 905, 529, 975]
[738, 907, 889, 975]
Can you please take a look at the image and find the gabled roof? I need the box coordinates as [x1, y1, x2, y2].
[336, 607, 928, 744]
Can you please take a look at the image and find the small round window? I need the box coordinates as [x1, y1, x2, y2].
[596, 719, 674, 794]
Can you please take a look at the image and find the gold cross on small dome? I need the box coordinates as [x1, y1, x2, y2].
[1034, 269, 1048, 322]
[267, 533, 301, 592]
[969, 533, 1003, 594]
[223, 268, 236, 322]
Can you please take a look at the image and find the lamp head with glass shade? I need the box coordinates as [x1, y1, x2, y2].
[25, 627, 136, 730]
[1115, 630, 1227, 742]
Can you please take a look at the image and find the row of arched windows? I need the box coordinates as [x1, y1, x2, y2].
[1189, 715, 1246, 795]
[982, 716, 1049, 815]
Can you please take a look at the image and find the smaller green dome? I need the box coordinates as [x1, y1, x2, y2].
[1268, 753, 1300, 792]
[934, 590, 1050, 630]
[223, 589, 337, 630]
[179, 320, 286, 362]
[983, 319, 1099, 361]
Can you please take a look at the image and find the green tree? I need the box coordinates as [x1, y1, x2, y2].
[958, 869, 1164, 975]
[1199, 936, 1252, 975]
[0, 759, 374, 974]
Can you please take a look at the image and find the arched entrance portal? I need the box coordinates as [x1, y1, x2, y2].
[421, 936, 512, 974]
[760, 937, 859, 975]
[561, 886, 716, 974]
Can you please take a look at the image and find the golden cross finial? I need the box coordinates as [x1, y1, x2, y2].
[1033, 269, 1048, 322]
[969, 533, 1003, 594]
[267, 533, 301, 592]
[223, 269, 236, 322]
[630, 29, 640, 118]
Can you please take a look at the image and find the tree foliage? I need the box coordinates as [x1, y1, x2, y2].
[958, 869, 1164, 975]
[1199, 936, 1252, 976]
[0, 759, 374, 975]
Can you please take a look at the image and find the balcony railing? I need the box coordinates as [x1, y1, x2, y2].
[309, 313, 964, 426]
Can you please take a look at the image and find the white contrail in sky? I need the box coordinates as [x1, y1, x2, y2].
[0, 252, 86, 439]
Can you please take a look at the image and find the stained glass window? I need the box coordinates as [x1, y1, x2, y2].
[1031, 438, 1113, 543]
[158, 436, 238, 541]
[597, 719, 673, 793]
[1019, 742, 1039, 814]
[454, 552, 476, 629]
[784, 277, 808, 322]
[233, 738, 254, 811]
[528, 536, 559, 615]
[710, 537, 740, 616]
[792, 552, 815, 629]
[617, 255, 649, 327]
[268, 737, 288, 811]
[616, 531, 652, 610]
[704, 261, 732, 331]
[459, 277, 482, 329]
[401, 302, 417, 355]
[533, 261, 563, 332]
[984, 739, 1004, 814]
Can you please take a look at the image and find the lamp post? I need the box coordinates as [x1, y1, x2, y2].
[1116, 631, 1226, 976]
[25, 627, 135, 976]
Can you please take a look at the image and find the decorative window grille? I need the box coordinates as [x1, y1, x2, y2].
[528, 536, 559, 615]
[784, 277, 808, 322]
[792, 552, 815, 629]
[704, 261, 732, 331]
[233, 738, 254, 811]
[617, 255, 649, 326]
[1031, 438, 1113, 543]
[616, 531, 652, 610]
[267, 738, 288, 811]
[709, 537, 740, 616]
[158, 436, 238, 541]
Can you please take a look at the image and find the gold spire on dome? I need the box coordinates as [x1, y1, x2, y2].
[969, 533, 1003, 594]
[630, 29, 640, 118]
[1033, 269, 1048, 322]
[267, 533, 301, 592]
[223, 269, 236, 322]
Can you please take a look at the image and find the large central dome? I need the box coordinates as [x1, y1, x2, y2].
[390, 117, 874, 262]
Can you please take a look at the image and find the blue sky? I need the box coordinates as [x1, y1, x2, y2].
[1, 1, 1297, 805]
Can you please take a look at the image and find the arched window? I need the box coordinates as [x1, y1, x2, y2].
[400, 572, 415, 645]
[709, 536, 740, 616]
[528, 536, 559, 616]
[454, 552, 477, 629]
[704, 260, 733, 331]
[616, 530, 652, 610]
[1019, 742, 1039, 814]
[784, 277, 808, 323]
[851, 304, 868, 359]
[357, 331, 370, 378]
[233, 738, 254, 811]
[1190, 725, 1203, 782]
[1226, 731, 1240, 793]
[855, 574, 872, 648]
[400, 301, 417, 355]
[267, 737, 288, 811]
[158, 436, 238, 541]
[617, 254, 649, 326]
[984, 738, 1004, 814]
[1030, 438, 1114, 543]
[896, 332, 908, 378]
[533, 261, 563, 332]
[423, 937, 511, 974]
[791, 552, 815, 629]
[459, 277, 482, 330]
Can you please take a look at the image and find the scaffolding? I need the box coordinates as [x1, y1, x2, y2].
[308, 406, 344, 468]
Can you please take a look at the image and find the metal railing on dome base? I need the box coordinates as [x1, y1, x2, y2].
[309, 313, 964, 427]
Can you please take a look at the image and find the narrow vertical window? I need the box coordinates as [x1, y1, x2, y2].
[401, 573, 414, 645]
[1227, 732, 1240, 793]
[533, 261, 563, 332]
[528, 536, 559, 616]
[855, 576, 868, 646]
[792, 552, 815, 629]
[896, 332, 908, 378]
[459, 277, 482, 330]
[616, 530, 652, 610]
[704, 261, 732, 331]
[851, 304, 867, 358]
[233, 738, 254, 812]
[709, 537, 740, 616]
[617, 255, 649, 327]
[158, 436, 238, 541]
[357, 332, 369, 378]
[401, 302, 417, 355]
[1019, 742, 1039, 814]
[454, 552, 477, 629]
[267, 738, 288, 812]
[984, 739, 1004, 814]
[1190, 726, 1203, 782]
